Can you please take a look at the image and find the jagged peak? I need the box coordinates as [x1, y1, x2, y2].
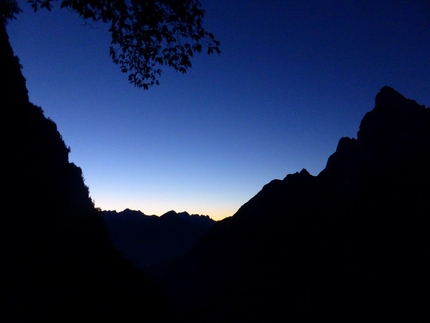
[374, 86, 407, 108]
[357, 86, 429, 147]
[283, 168, 312, 181]
[161, 210, 178, 218]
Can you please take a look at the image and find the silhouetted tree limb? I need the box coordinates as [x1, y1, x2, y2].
[11, 0, 221, 89]
[0, 0, 21, 24]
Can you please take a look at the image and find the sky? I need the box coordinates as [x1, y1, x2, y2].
[7, 0, 430, 220]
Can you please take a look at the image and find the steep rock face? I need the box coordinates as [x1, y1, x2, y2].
[0, 21, 174, 322]
[152, 87, 430, 322]
[323, 86, 430, 185]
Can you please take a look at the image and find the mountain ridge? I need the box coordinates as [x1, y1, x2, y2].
[104, 209, 215, 267]
[150, 86, 430, 322]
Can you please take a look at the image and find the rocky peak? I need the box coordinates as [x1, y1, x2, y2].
[322, 86, 430, 186]
[161, 210, 180, 218]
[357, 86, 430, 151]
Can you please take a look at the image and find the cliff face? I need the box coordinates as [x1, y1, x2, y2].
[0, 21, 175, 322]
[153, 87, 430, 322]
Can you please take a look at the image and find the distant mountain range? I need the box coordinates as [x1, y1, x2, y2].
[148, 87, 430, 322]
[103, 209, 215, 267]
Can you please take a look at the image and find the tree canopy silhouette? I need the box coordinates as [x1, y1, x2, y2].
[6, 0, 220, 89]
[0, 0, 21, 24]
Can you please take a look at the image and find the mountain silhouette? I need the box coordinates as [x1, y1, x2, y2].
[149, 86, 430, 322]
[0, 21, 176, 322]
[104, 209, 215, 267]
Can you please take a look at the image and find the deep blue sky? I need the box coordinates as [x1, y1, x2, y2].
[8, 0, 430, 220]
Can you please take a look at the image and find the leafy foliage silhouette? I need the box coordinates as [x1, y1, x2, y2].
[0, 0, 21, 24]
[15, 0, 220, 89]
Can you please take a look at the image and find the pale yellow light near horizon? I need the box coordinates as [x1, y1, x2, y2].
[94, 198, 237, 221]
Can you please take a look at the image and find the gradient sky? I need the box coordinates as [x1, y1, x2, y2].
[7, 0, 430, 220]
